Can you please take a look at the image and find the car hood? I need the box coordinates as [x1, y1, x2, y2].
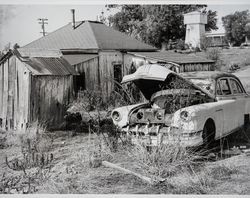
[121, 64, 215, 100]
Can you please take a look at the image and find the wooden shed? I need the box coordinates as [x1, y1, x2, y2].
[127, 51, 215, 73]
[0, 49, 78, 131]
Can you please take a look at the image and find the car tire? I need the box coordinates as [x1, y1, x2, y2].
[202, 120, 216, 150]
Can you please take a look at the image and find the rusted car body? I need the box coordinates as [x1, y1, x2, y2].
[111, 64, 250, 147]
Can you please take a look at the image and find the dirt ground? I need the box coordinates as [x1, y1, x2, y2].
[1, 129, 250, 195]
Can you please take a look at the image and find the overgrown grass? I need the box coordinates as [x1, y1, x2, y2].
[1, 123, 54, 194]
[197, 47, 250, 71]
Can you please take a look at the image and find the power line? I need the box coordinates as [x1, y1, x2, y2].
[38, 18, 48, 36]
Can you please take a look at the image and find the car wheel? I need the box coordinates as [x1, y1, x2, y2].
[202, 120, 216, 150]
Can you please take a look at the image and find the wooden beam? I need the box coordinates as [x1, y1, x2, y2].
[102, 161, 165, 185]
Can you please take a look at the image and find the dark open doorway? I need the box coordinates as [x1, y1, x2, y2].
[74, 72, 86, 95]
[113, 64, 122, 91]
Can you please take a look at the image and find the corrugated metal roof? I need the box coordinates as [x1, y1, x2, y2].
[129, 51, 215, 64]
[23, 21, 156, 51]
[63, 54, 98, 65]
[18, 48, 63, 58]
[24, 57, 78, 76]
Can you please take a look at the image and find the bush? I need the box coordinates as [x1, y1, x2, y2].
[176, 39, 186, 50]
[206, 48, 221, 62]
[200, 35, 212, 51]
[229, 63, 240, 72]
[206, 48, 222, 70]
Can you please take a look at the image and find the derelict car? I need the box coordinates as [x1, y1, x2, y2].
[111, 64, 250, 147]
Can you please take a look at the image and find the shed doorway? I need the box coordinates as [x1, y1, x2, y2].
[74, 72, 86, 95]
[113, 64, 122, 92]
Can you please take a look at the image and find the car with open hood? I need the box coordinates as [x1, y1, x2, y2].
[111, 64, 250, 147]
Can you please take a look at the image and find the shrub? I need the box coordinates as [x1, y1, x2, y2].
[200, 35, 212, 51]
[229, 63, 240, 72]
[206, 48, 221, 62]
[176, 39, 186, 50]
[206, 48, 222, 70]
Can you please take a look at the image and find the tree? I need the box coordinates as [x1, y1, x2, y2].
[107, 5, 218, 48]
[222, 10, 250, 46]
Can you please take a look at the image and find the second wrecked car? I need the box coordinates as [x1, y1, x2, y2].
[111, 64, 250, 147]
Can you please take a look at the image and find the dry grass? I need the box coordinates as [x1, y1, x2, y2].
[0, 123, 54, 194]
[1, 127, 244, 194]
[127, 143, 204, 178]
[197, 47, 250, 71]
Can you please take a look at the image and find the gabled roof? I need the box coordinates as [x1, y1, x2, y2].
[23, 21, 156, 52]
[128, 51, 215, 64]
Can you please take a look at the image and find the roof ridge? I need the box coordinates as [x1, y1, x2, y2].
[86, 21, 100, 49]
[22, 23, 72, 48]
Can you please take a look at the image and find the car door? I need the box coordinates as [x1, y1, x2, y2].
[228, 77, 248, 127]
[215, 77, 238, 135]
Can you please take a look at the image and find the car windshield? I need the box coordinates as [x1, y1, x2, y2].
[188, 78, 215, 95]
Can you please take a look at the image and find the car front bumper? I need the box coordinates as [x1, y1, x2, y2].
[120, 125, 203, 147]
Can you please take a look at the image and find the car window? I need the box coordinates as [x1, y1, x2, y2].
[218, 79, 231, 95]
[216, 81, 222, 95]
[230, 78, 243, 94]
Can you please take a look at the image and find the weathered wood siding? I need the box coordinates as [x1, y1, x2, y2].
[180, 63, 215, 72]
[30, 75, 74, 129]
[99, 51, 123, 99]
[71, 52, 214, 101]
[74, 57, 99, 91]
[0, 57, 30, 131]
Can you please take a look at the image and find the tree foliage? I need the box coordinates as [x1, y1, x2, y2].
[222, 10, 250, 46]
[107, 5, 218, 48]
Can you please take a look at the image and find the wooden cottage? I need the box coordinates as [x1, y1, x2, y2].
[0, 49, 78, 131]
[22, 21, 215, 100]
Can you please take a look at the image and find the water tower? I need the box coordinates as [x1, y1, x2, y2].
[184, 11, 207, 48]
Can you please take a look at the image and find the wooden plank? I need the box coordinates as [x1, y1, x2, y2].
[2, 60, 9, 130]
[102, 161, 165, 185]
[7, 57, 16, 129]
[0, 63, 3, 120]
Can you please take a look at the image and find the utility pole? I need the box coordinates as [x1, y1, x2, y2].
[38, 18, 48, 36]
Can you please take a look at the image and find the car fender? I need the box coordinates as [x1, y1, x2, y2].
[171, 100, 234, 134]
[111, 103, 148, 128]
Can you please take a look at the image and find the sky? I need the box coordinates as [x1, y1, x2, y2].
[1, 4, 250, 50]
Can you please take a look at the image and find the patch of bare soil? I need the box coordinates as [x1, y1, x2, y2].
[1, 130, 250, 194]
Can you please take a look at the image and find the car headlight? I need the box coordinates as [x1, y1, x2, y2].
[155, 111, 163, 120]
[112, 111, 122, 121]
[137, 111, 143, 120]
[180, 110, 190, 121]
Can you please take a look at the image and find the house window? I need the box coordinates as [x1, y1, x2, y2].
[113, 64, 122, 91]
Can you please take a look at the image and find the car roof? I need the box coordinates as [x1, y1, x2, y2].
[179, 71, 237, 80]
